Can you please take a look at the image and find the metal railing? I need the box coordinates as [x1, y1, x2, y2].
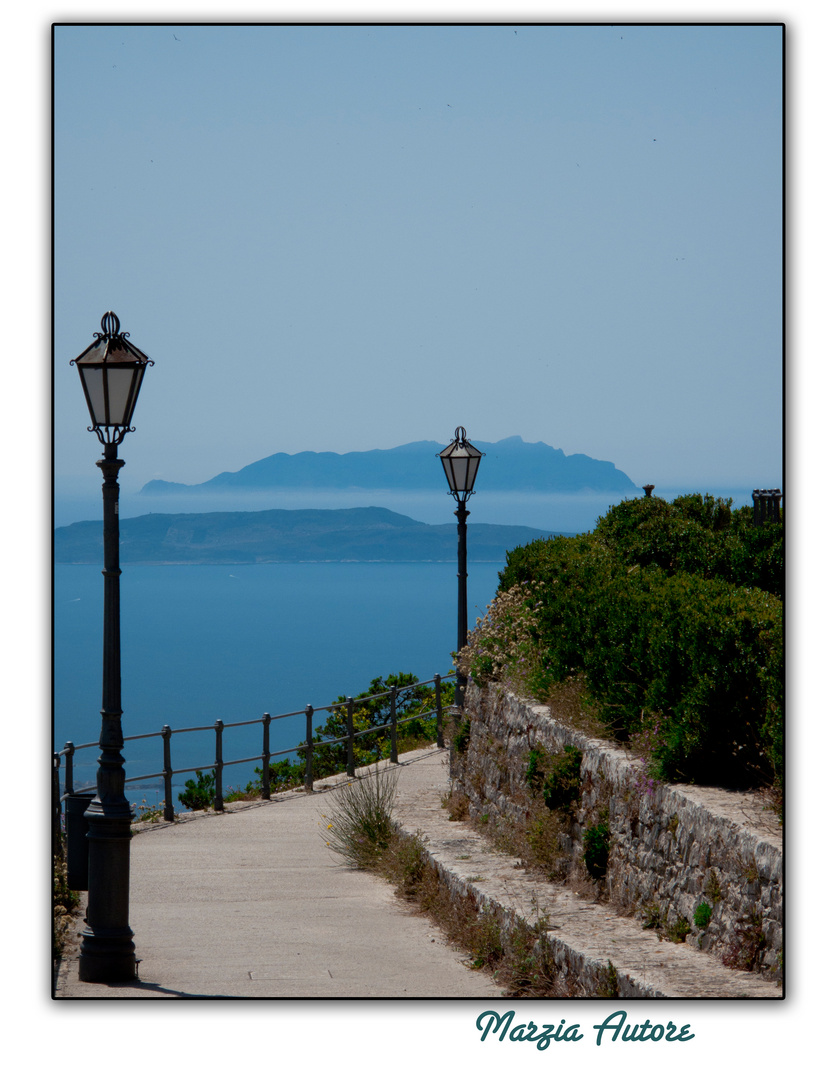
[54, 674, 456, 836]
[752, 488, 783, 526]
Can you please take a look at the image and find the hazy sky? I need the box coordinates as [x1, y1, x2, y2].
[54, 21, 782, 494]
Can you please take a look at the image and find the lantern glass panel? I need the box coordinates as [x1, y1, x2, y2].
[440, 438, 482, 495]
[440, 455, 456, 492]
[105, 365, 142, 426]
[450, 453, 471, 492]
[78, 365, 107, 426]
[78, 362, 143, 428]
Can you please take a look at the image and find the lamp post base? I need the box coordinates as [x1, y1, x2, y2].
[78, 932, 137, 984]
[77, 802, 137, 983]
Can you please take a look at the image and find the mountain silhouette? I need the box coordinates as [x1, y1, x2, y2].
[54, 506, 563, 565]
[140, 437, 638, 497]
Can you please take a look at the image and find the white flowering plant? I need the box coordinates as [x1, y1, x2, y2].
[455, 583, 545, 695]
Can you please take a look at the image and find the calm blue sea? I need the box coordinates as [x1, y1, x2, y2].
[53, 561, 506, 810]
[53, 484, 759, 814]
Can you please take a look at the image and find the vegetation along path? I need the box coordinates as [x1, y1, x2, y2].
[56, 748, 779, 998]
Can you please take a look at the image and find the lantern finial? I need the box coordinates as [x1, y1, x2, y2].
[100, 311, 121, 338]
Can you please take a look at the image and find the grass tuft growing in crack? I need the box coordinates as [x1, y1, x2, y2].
[319, 765, 399, 869]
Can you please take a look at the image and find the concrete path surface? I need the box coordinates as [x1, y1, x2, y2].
[55, 748, 502, 999]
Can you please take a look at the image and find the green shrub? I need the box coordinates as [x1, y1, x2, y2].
[583, 820, 610, 879]
[633, 572, 782, 785]
[542, 747, 582, 810]
[453, 719, 471, 755]
[251, 756, 306, 795]
[694, 902, 713, 929]
[249, 672, 454, 794]
[489, 495, 784, 789]
[591, 493, 783, 597]
[179, 769, 216, 811]
[526, 746, 583, 811]
[666, 916, 692, 943]
[318, 671, 450, 773]
[595, 494, 732, 577]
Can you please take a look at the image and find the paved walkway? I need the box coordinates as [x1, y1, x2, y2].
[54, 748, 502, 998]
[55, 745, 781, 999]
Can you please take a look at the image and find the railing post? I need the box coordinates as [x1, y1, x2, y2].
[753, 489, 764, 526]
[304, 705, 314, 792]
[63, 741, 75, 796]
[434, 673, 445, 749]
[214, 719, 225, 811]
[390, 685, 398, 764]
[261, 713, 272, 800]
[346, 698, 355, 778]
[162, 725, 174, 822]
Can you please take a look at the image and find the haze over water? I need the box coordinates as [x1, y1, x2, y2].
[53, 484, 757, 533]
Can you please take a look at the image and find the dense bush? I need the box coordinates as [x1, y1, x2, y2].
[307, 672, 451, 776]
[526, 746, 583, 811]
[503, 494, 783, 598]
[471, 494, 783, 789]
[179, 769, 216, 810]
[587, 493, 783, 597]
[583, 820, 611, 879]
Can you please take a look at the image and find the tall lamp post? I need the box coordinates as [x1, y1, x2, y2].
[70, 312, 153, 983]
[439, 427, 484, 708]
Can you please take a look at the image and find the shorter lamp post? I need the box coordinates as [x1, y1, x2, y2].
[439, 427, 484, 708]
[70, 311, 153, 983]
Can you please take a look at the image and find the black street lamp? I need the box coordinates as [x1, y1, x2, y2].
[439, 427, 484, 708]
[70, 312, 153, 983]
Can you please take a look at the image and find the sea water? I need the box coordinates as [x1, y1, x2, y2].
[53, 484, 759, 813]
[53, 561, 506, 810]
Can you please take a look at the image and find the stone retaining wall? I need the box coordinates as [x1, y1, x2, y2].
[450, 682, 783, 977]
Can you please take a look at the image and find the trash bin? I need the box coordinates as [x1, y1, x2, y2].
[65, 791, 95, 891]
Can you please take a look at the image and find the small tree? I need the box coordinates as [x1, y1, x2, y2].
[251, 672, 454, 793]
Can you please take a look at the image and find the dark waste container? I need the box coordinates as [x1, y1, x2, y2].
[65, 791, 95, 891]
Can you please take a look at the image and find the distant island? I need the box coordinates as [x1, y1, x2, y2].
[139, 436, 639, 497]
[54, 506, 563, 565]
